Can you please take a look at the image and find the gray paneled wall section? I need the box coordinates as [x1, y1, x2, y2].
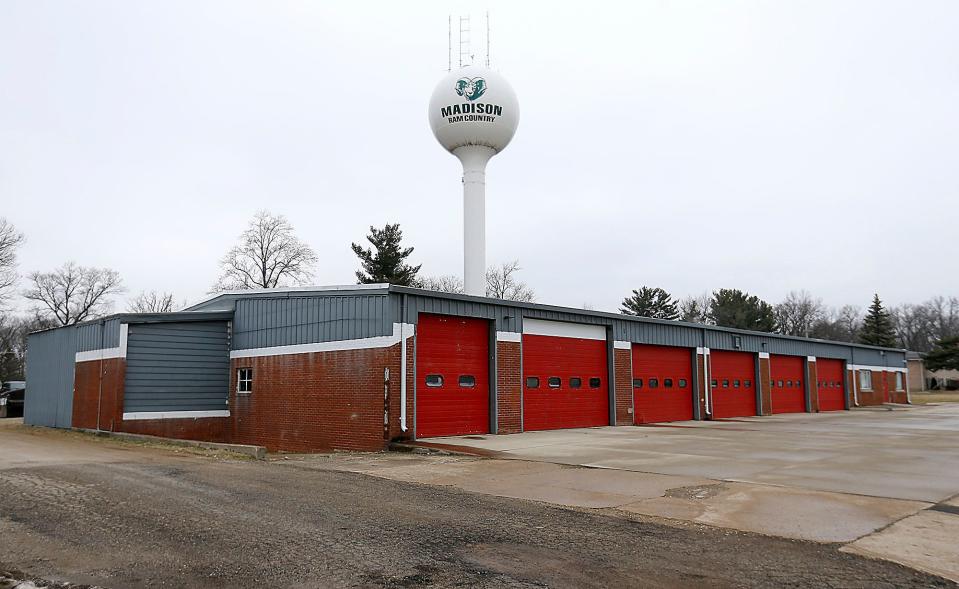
[231, 295, 394, 350]
[75, 317, 122, 352]
[24, 327, 77, 428]
[124, 321, 231, 413]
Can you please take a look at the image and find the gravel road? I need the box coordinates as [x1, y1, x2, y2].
[0, 426, 953, 588]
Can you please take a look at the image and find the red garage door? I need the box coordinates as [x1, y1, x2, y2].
[770, 355, 806, 414]
[415, 314, 490, 438]
[709, 350, 757, 419]
[817, 358, 846, 411]
[523, 319, 609, 431]
[632, 344, 694, 424]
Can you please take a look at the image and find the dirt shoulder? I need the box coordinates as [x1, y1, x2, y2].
[0, 425, 953, 588]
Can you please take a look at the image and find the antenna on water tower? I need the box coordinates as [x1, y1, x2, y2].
[430, 13, 519, 296]
[485, 12, 490, 67]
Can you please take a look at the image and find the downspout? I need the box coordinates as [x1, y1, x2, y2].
[400, 294, 408, 432]
[95, 320, 105, 432]
[849, 347, 859, 407]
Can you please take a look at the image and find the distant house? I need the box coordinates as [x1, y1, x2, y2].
[906, 351, 959, 391]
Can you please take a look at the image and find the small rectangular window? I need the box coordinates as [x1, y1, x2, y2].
[859, 370, 873, 391]
[786, 380, 793, 388]
[589, 377, 602, 389]
[777, 380, 784, 388]
[796, 379, 802, 388]
[458, 375, 476, 388]
[633, 378, 644, 388]
[722, 379, 729, 388]
[649, 378, 659, 389]
[744, 380, 752, 388]
[237, 368, 253, 393]
[569, 377, 582, 389]
[733, 379, 740, 388]
[425, 374, 444, 387]
[678, 379, 688, 388]
[548, 376, 561, 388]
[664, 378, 673, 388]
[526, 376, 540, 388]
[711, 379, 718, 388]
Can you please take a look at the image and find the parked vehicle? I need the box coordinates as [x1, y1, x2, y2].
[0, 380, 25, 418]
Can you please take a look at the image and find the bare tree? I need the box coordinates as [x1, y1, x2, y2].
[24, 262, 124, 326]
[679, 292, 711, 324]
[486, 261, 536, 302]
[128, 290, 178, 313]
[418, 274, 464, 294]
[809, 304, 862, 343]
[0, 313, 54, 382]
[891, 296, 959, 352]
[775, 290, 826, 337]
[0, 218, 25, 305]
[213, 210, 318, 292]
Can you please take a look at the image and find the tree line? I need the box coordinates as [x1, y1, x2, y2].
[620, 286, 959, 370]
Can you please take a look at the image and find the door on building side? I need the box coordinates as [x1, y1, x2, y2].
[769, 354, 806, 414]
[632, 344, 694, 424]
[709, 350, 758, 418]
[817, 358, 846, 411]
[522, 319, 609, 431]
[415, 314, 490, 438]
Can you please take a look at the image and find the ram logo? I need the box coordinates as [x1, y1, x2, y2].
[455, 77, 487, 101]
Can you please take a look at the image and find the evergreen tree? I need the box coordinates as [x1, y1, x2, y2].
[708, 289, 777, 332]
[925, 336, 959, 371]
[859, 294, 897, 347]
[621, 287, 679, 320]
[351, 223, 421, 286]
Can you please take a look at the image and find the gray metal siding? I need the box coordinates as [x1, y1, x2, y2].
[402, 294, 520, 332]
[232, 295, 393, 350]
[75, 317, 121, 352]
[124, 321, 230, 412]
[24, 326, 77, 428]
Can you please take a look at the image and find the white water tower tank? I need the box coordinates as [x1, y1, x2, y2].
[429, 65, 520, 296]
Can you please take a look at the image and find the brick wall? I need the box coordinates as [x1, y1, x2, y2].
[496, 340, 522, 434]
[613, 347, 632, 425]
[853, 368, 888, 406]
[807, 360, 819, 412]
[230, 344, 401, 452]
[758, 356, 772, 416]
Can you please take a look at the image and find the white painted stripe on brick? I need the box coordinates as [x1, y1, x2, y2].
[230, 323, 414, 359]
[613, 340, 631, 350]
[123, 410, 230, 420]
[119, 323, 129, 358]
[75, 347, 123, 363]
[496, 331, 522, 342]
[849, 364, 907, 374]
[522, 318, 606, 341]
[758, 352, 770, 359]
[75, 323, 130, 363]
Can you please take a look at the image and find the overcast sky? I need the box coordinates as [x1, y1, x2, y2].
[2, 1, 957, 315]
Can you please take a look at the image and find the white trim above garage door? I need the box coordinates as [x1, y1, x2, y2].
[522, 318, 606, 341]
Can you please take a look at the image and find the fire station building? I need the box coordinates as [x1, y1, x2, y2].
[24, 285, 909, 452]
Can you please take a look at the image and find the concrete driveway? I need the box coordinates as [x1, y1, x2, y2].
[382, 404, 959, 582]
[425, 404, 959, 502]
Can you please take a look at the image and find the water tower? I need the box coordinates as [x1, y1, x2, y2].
[429, 64, 519, 296]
